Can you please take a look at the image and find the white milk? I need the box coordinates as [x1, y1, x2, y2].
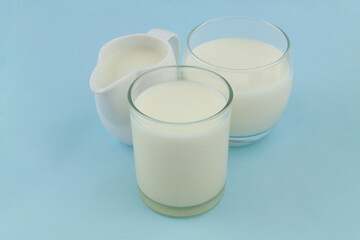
[184, 38, 292, 136]
[96, 47, 165, 89]
[131, 80, 230, 207]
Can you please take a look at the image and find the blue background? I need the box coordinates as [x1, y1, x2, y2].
[1, 0, 359, 239]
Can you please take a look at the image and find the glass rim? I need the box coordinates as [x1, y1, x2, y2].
[127, 65, 233, 125]
[186, 16, 291, 72]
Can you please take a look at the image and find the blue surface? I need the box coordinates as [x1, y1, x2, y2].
[1, 0, 360, 239]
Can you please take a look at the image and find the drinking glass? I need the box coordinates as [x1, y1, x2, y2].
[128, 66, 232, 217]
[183, 16, 293, 146]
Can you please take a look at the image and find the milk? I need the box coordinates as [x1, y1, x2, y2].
[131, 80, 231, 207]
[184, 38, 292, 136]
[95, 47, 165, 89]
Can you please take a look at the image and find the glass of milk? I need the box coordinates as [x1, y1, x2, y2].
[128, 66, 233, 217]
[183, 16, 293, 146]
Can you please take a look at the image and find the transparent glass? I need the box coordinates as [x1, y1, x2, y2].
[128, 66, 233, 217]
[183, 16, 293, 146]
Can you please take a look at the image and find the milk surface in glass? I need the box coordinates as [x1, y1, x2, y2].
[131, 80, 230, 207]
[184, 38, 292, 136]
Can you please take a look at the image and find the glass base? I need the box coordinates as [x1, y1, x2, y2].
[229, 127, 273, 147]
[138, 186, 225, 218]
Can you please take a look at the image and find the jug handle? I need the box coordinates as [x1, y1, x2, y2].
[148, 29, 180, 63]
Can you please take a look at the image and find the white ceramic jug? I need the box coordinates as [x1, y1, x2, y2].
[90, 29, 179, 146]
